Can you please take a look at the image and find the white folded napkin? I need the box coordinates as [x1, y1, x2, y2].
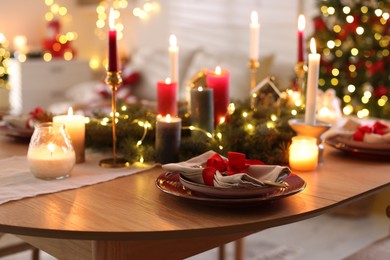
[324, 117, 390, 144]
[162, 151, 291, 188]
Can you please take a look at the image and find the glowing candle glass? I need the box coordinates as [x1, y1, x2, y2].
[28, 122, 75, 180]
[289, 136, 319, 172]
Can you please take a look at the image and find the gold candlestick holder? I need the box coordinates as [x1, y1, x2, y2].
[294, 61, 306, 95]
[249, 59, 260, 110]
[99, 71, 129, 168]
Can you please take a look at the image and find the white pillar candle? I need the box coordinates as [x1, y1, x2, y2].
[53, 107, 86, 163]
[305, 38, 321, 125]
[289, 136, 318, 172]
[28, 143, 75, 179]
[168, 34, 179, 92]
[249, 11, 260, 60]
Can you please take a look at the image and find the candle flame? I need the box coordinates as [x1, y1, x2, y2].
[169, 34, 177, 47]
[198, 86, 203, 92]
[310, 38, 317, 53]
[67, 107, 74, 116]
[298, 14, 305, 31]
[215, 66, 222, 75]
[109, 8, 115, 30]
[251, 11, 258, 25]
[47, 142, 55, 153]
[166, 114, 172, 122]
[165, 77, 171, 84]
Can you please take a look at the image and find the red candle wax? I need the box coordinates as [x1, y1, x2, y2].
[108, 8, 118, 72]
[297, 15, 305, 63]
[157, 78, 178, 117]
[206, 66, 230, 125]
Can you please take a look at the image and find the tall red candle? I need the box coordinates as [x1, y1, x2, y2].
[206, 66, 230, 125]
[108, 8, 118, 72]
[157, 78, 178, 117]
[297, 14, 306, 63]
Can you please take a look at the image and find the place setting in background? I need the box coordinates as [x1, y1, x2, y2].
[324, 117, 390, 158]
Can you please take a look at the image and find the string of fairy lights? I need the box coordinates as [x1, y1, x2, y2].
[84, 100, 289, 164]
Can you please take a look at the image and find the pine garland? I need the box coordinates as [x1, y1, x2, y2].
[85, 99, 299, 165]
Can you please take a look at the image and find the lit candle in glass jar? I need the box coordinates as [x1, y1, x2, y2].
[289, 136, 318, 172]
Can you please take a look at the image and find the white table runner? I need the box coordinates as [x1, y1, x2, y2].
[0, 153, 156, 205]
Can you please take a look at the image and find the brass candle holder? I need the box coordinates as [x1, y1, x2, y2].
[99, 71, 129, 168]
[294, 61, 306, 95]
[249, 59, 260, 109]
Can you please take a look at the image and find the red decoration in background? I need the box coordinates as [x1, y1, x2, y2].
[42, 19, 76, 58]
[353, 121, 389, 141]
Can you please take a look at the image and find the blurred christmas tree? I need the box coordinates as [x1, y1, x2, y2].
[312, 0, 390, 118]
[0, 33, 10, 90]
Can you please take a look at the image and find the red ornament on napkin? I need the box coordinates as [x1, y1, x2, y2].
[353, 121, 389, 141]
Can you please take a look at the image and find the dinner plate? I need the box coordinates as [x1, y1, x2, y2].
[332, 136, 390, 150]
[0, 124, 33, 141]
[326, 136, 390, 158]
[155, 172, 306, 207]
[179, 174, 279, 199]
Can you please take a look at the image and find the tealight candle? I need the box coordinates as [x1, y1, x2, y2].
[27, 122, 75, 179]
[190, 86, 214, 134]
[155, 114, 181, 164]
[206, 66, 230, 125]
[289, 136, 318, 172]
[53, 107, 86, 163]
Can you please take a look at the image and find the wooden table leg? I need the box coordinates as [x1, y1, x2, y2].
[218, 245, 226, 260]
[234, 238, 245, 260]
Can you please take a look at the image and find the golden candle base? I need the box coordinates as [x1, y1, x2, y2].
[99, 70, 129, 168]
[294, 61, 306, 94]
[99, 158, 129, 168]
[249, 59, 260, 110]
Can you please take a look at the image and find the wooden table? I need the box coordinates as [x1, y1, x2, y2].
[1, 135, 390, 260]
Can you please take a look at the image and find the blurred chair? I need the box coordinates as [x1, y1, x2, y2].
[0, 233, 40, 260]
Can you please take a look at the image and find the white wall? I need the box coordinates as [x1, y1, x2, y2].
[0, 0, 318, 108]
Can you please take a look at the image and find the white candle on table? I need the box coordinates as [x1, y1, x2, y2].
[168, 34, 179, 88]
[28, 143, 75, 179]
[249, 11, 260, 60]
[305, 38, 321, 125]
[53, 107, 86, 163]
[289, 136, 318, 172]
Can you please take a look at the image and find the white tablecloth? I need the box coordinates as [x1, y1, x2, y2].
[0, 153, 156, 205]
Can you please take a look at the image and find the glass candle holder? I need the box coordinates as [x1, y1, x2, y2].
[27, 122, 76, 180]
[289, 136, 319, 172]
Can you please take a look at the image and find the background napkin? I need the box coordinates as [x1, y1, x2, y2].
[162, 151, 290, 188]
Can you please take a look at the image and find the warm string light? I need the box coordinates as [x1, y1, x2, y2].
[317, 2, 390, 119]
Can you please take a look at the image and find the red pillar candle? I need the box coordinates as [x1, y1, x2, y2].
[297, 14, 306, 63]
[157, 78, 178, 117]
[206, 66, 230, 125]
[108, 8, 118, 72]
